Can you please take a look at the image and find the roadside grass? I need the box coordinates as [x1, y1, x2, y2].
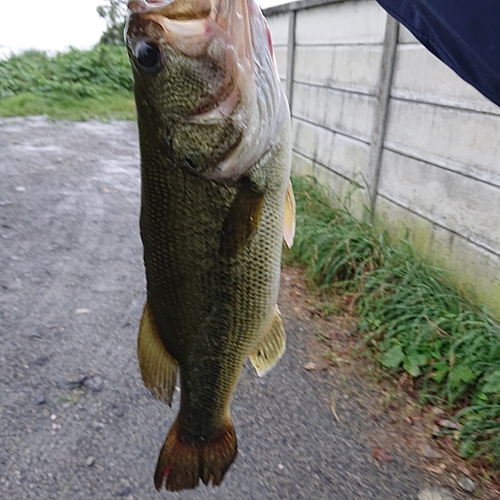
[0, 46, 135, 121]
[286, 176, 500, 468]
[0, 92, 135, 121]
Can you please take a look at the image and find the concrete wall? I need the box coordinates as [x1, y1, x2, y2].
[264, 0, 500, 318]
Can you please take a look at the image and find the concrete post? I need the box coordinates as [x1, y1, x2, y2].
[285, 10, 297, 108]
[365, 14, 399, 221]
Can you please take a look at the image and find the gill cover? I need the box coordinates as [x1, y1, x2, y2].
[126, 0, 288, 181]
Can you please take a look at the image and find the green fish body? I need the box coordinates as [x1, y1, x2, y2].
[126, 0, 295, 491]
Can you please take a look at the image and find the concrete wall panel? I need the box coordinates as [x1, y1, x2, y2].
[398, 24, 418, 44]
[313, 162, 365, 219]
[274, 46, 288, 81]
[294, 45, 382, 95]
[379, 149, 500, 252]
[375, 196, 500, 316]
[266, 12, 290, 46]
[292, 117, 370, 182]
[295, 0, 386, 45]
[291, 150, 314, 177]
[392, 45, 500, 114]
[292, 83, 376, 142]
[385, 99, 500, 186]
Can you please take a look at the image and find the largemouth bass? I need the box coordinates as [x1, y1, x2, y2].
[126, 0, 295, 491]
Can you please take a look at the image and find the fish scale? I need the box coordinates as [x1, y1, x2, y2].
[142, 138, 287, 352]
[127, 0, 294, 491]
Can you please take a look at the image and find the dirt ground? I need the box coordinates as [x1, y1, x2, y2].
[0, 116, 488, 499]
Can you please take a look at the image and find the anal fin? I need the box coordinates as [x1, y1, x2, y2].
[138, 302, 178, 405]
[249, 307, 286, 377]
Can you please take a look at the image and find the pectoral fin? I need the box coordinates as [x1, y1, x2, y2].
[220, 178, 265, 258]
[283, 180, 296, 248]
[249, 307, 286, 377]
[138, 302, 178, 405]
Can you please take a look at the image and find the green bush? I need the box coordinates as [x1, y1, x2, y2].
[0, 45, 133, 99]
[288, 176, 500, 467]
[0, 45, 134, 120]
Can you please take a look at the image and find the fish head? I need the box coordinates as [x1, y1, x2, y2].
[126, 0, 288, 179]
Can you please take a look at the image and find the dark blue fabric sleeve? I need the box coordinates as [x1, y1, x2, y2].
[376, 0, 500, 107]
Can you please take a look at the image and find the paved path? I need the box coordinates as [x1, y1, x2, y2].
[0, 117, 462, 499]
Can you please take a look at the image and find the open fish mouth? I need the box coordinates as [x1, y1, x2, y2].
[126, 0, 288, 180]
[126, 0, 253, 58]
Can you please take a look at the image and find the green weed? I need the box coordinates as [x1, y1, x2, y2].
[0, 45, 135, 120]
[0, 92, 135, 121]
[58, 391, 83, 406]
[288, 176, 500, 467]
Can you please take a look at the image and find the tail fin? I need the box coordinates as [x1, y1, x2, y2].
[154, 417, 237, 492]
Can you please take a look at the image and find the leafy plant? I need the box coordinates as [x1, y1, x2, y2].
[0, 45, 135, 120]
[0, 46, 133, 99]
[287, 176, 500, 467]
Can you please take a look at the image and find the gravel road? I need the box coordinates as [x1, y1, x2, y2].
[0, 117, 465, 499]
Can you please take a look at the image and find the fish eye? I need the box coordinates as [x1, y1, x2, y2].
[135, 41, 163, 73]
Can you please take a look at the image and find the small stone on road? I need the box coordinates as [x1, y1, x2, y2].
[418, 487, 455, 500]
[34, 395, 46, 405]
[457, 476, 476, 493]
[83, 376, 103, 392]
[115, 486, 132, 496]
[421, 445, 442, 459]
